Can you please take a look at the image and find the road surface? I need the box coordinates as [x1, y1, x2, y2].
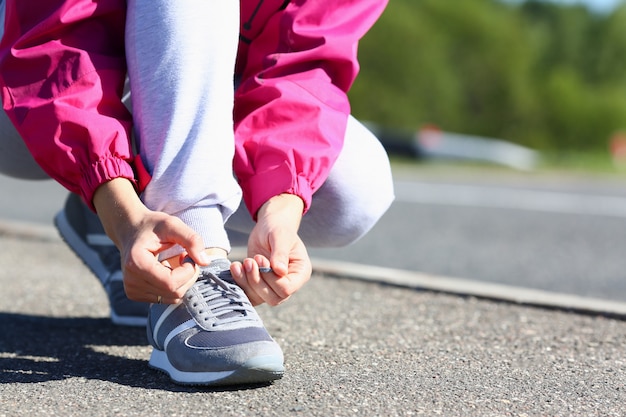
[2, 162, 625, 301]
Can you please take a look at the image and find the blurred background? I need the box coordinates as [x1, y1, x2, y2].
[2, 0, 626, 303]
[310, 0, 626, 301]
[349, 0, 626, 169]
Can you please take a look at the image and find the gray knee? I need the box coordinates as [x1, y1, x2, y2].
[301, 178, 394, 248]
[0, 110, 49, 179]
[300, 116, 395, 247]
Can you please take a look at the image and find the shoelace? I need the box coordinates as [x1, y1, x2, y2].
[185, 271, 258, 327]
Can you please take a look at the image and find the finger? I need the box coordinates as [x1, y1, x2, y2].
[125, 268, 196, 303]
[244, 257, 286, 306]
[230, 261, 264, 306]
[253, 254, 271, 271]
[284, 259, 312, 290]
[124, 249, 198, 302]
[185, 238, 211, 267]
[253, 254, 300, 302]
[147, 294, 184, 305]
[168, 262, 200, 294]
[265, 235, 291, 277]
[154, 217, 210, 266]
[135, 267, 197, 303]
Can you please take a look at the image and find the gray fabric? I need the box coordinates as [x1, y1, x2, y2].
[126, 0, 241, 256]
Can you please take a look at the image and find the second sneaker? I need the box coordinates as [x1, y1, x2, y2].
[54, 193, 149, 326]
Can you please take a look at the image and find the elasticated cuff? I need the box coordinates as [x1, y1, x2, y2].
[80, 155, 137, 212]
[240, 161, 313, 220]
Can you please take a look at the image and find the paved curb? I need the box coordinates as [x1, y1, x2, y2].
[310, 258, 626, 319]
[4, 218, 626, 319]
[0, 219, 60, 241]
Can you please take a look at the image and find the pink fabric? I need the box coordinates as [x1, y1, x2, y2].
[234, 0, 388, 218]
[0, 0, 388, 215]
[0, 0, 134, 209]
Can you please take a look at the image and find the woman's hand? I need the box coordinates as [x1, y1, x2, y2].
[230, 194, 312, 306]
[92, 178, 211, 304]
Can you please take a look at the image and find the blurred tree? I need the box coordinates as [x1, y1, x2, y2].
[519, 1, 626, 150]
[349, 0, 626, 153]
[592, 3, 626, 85]
[520, 1, 593, 73]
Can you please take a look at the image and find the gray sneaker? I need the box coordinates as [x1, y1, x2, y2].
[147, 259, 284, 386]
[54, 193, 149, 326]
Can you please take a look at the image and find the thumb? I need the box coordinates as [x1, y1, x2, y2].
[268, 233, 292, 277]
[180, 233, 210, 267]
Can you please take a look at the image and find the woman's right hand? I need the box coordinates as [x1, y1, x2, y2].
[92, 178, 210, 304]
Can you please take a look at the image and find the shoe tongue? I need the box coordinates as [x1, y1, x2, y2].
[195, 259, 249, 322]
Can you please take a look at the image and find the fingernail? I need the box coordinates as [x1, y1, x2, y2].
[244, 260, 253, 273]
[198, 252, 211, 264]
[182, 255, 195, 267]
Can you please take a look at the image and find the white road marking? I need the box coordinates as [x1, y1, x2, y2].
[394, 181, 626, 218]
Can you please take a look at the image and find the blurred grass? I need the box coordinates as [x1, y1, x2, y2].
[389, 149, 625, 180]
[539, 150, 623, 174]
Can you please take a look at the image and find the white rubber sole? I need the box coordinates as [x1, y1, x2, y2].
[110, 311, 148, 327]
[148, 348, 284, 386]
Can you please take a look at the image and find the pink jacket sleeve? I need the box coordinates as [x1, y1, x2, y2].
[0, 0, 134, 209]
[234, 0, 388, 218]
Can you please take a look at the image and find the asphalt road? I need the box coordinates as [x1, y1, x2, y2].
[2, 163, 626, 416]
[2, 234, 625, 416]
[2, 162, 626, 302]
[310, 163, 626, 302]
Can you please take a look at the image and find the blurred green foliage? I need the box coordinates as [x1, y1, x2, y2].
[350, 0, 626, 152]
